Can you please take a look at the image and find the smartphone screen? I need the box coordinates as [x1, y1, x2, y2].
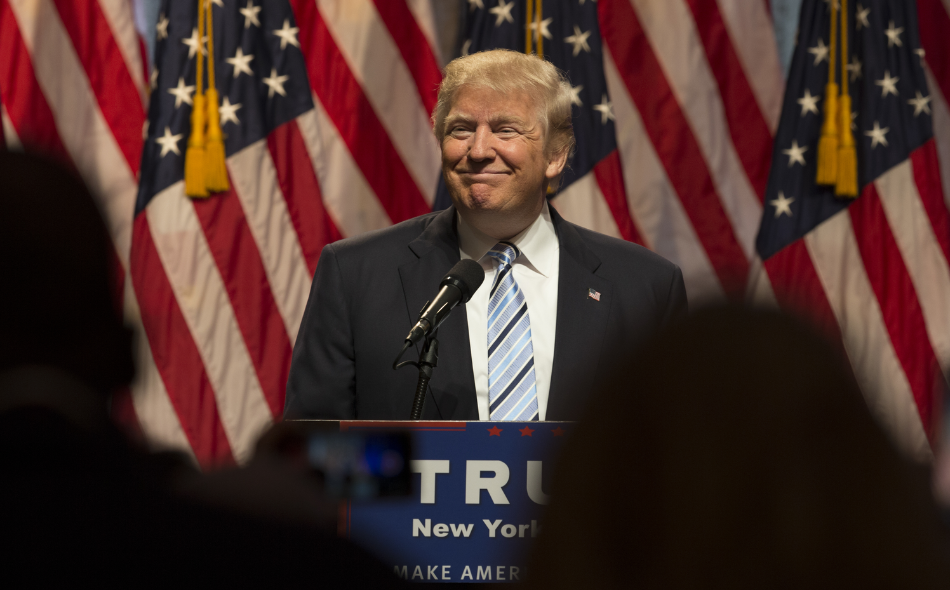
[306, 431, 412, 500]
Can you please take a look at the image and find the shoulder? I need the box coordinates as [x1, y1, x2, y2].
[559, 217, 688, 326]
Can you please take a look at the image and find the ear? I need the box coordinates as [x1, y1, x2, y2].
[545, 146, 568, 180]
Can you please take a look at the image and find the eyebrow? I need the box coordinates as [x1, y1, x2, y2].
[444, 112, 531, 128]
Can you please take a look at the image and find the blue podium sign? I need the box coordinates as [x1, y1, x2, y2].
[339, 420, 571, 584]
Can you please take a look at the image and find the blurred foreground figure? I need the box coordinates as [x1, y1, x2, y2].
[0, 152, 404, 587]
[528, 306, 950, 589]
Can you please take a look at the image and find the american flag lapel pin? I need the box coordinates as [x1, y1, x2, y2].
[588, 288, 601, 302]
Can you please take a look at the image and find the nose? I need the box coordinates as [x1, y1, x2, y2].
[468, 126, 495, 161]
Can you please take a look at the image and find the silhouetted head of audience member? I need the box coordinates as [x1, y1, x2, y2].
[0, 153, 401, 588]
[0, 151, 133, 398]
[529, 305, 950, 589]
[0, 152, 408, 587]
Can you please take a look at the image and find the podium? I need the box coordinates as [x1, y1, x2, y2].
[311, 420, 572, 584]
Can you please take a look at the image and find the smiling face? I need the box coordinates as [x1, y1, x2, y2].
[441, 85, 567, 241]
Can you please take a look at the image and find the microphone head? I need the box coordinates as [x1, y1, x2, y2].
[440, 259, 485, 304]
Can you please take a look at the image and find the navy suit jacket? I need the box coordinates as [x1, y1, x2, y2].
[284, 205, 687, 420]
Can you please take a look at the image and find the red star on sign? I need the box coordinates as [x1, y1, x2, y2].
[519, 426, 535, 437]
[551, 427, 566, 437]
[487, 425, 503, 436]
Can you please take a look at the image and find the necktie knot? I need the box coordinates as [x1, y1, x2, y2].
[488, 242, 520, 269]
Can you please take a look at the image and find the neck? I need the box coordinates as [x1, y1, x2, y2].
[460, 202, 543, 242]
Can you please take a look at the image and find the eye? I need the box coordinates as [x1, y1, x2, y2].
[448, 124, 472, 134]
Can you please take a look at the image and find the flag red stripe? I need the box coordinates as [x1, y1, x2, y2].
[292, 0, 431, 224]
[763, 239, 843, 345]
[592, 149, 644, 245]
[910, 140, 950, 264]
[131, 216, 235, 467]
[50, 0, 144, 175]
[137, 35, 149, 89]
[371, 0, 441, 117]
[850, 186, 937, 441]
[600, 0, 750, 295]
[916, 0, 950, 106]
[192, 185, 292, 419]
[268, 119, 342, 276]
[0, 3, 74, 167]
[683, 0, 773, 201]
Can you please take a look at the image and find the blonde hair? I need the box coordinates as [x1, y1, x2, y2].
[433, 49, 576, 187]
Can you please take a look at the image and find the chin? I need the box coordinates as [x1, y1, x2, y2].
[452, 188, 499, 211]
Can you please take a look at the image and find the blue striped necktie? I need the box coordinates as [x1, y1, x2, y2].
[487, 242, 538, 421]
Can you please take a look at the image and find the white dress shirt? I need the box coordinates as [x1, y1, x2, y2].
[457, 201, 559, 420]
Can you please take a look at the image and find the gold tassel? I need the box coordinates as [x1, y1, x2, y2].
[816, 82, 839, 185]
[185, 0, 208, 198]
[535, 0, 543, 58]
[525, 0, 534, 54]
[524, 0, 543, 56]
[835, 0, 858, 197]
[185, 93, 208, 198]
[204, 88, 229, 192]
[203, 0, 228, 193]
[836, 95, 858, 197]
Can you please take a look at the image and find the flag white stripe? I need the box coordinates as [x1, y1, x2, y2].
[145, 183, 273, 463]
[9, 0, 138, 269]
[874, 160, 950, 376]
[550, 171, 623, 240]
[804, 211, 931, 462]
[745, 254, 780, 307]
[715, 0, 785, 133]
[298, 100, 392, 237]
[97, 0, 148, 104]
[1, 104, 21, 149]
[130, 331, 196, 459]
[227, 141, 312, 345]
[629, 0, 762, 261]
[124, 273, 195, 460]
[405, 0, 441, 65]
[603, 48, 727, 303]
[317, 0, 441, 204]
[924, 67, 950, 210]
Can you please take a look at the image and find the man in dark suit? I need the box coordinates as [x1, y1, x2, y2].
[285, 49, 687, 421]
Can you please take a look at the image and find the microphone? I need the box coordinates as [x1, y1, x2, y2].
[405, 259, 484, 345]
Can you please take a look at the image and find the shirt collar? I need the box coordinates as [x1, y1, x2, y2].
[457, 200, 559, 277]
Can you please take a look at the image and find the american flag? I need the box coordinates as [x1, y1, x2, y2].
[753, 0, 950, 460]
[1, 0, 949, 466]
[133, 0, 321, 466]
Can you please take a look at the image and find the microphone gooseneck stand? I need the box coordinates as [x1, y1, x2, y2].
[393, 334, 439, 420]
[394, 258, 484, 420]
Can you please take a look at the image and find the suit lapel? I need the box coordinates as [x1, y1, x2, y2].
[397, 207, 478, 419]
[547, 208, 612, 420]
